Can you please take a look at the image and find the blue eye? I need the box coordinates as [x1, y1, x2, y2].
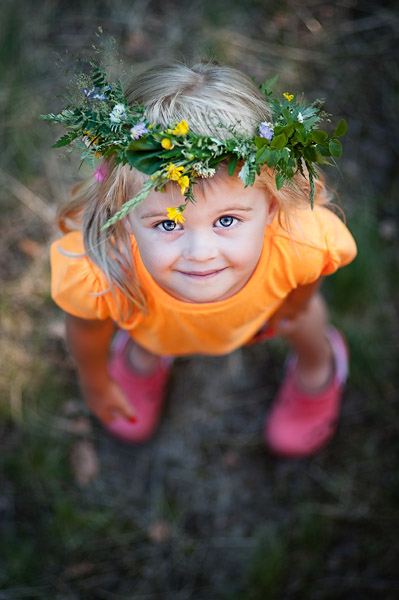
[218, 216, 234, 228]
[158, 220, 177, 231]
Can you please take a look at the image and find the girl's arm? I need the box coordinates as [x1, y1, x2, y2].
[66, 314, 135, 424]
[267, 277, 324, 334]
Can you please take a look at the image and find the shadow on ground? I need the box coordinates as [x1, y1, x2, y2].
[1, 1, 398, 598]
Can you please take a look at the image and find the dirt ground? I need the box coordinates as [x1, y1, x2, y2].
[1, 1, 399, 598]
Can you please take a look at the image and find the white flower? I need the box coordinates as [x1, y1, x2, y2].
[130, 122, 149, 139]
[297, 112, 304, 123]
[192, 162, 216, 178]
[109, 104, 127, 124]
[233, 141, 252, 158]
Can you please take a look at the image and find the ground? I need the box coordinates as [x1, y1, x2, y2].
[1, 1, 398, 598]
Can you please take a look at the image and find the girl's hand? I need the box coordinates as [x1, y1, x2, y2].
[79, 376, 136, 425]
[267, 278, 324, 337]
[65, 316, 135, 424]
[266, 305, 300, 337]
[267, 292, 328, 339]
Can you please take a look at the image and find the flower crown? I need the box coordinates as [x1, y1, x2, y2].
[41, 67, 347, 227]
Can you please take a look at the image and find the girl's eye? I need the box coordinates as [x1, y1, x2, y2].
[217, 216, 235, 228]
[157, 220, 178, 232]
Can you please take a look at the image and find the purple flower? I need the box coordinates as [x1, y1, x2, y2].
[83, 87, 109, 101]
[130, 122, 149, 140]
[259, 122, 274, 142]
[94, 163, 108, 182]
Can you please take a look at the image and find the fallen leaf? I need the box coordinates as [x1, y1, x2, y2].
[69, 416, 92, 435]
[62, 399, 84, 417]
[223, 451, 240, 470]
[70, 440, 99, 486]
[148, 520, 170, 544]
[18, 237, 42, 258]
[63, 561, 94, 580]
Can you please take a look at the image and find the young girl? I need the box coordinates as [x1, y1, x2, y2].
[49, 61, 356, 457]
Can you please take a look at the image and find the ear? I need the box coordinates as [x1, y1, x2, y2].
[266, 196, 278, 225]
[123, 214, 134, 234]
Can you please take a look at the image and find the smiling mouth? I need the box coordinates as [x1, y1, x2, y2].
[178, 268, 226, 279]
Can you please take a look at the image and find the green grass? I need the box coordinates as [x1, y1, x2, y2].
[325, 196, 398, 394]
[1, 0, 398, 598]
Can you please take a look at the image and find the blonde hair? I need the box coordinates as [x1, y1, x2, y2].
[57, 61, 330, 319]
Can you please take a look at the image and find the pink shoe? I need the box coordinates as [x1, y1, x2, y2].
[264, 327, 349, 458]
[106, 330, 172, 443]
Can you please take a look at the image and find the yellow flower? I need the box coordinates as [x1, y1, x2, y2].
[166, 206, 186, 223]
[165, 163, 184, 181]
[84, 131, 100, 144]
[161, 138, 174, 150]
[177, 175, 190, 195]
[84, 131, 102, 156]
[283, 92, 294, 102]
[171, 120, 189, 136]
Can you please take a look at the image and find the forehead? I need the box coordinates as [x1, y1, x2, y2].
[130, 172, 268, 219]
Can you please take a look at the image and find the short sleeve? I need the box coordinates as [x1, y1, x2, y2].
[318, 208, 357, 275]
[50, 231, 111, 320]
[272, 206, 358, 288]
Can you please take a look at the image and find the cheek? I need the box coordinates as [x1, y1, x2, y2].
[136, 234, 178, 276]
[229, 224, 264, 266]
[235, 244, 259, 268]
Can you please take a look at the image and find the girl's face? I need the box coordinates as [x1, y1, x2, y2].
[126, 176, 277, 303]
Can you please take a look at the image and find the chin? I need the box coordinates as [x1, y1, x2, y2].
[183, 287, 233, 303]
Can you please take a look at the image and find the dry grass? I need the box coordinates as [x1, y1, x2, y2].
[1, 1, 398, 598]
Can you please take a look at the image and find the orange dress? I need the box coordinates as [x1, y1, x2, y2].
[50, 206, 357, 356]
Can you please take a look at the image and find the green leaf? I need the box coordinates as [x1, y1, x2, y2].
[52, 133, 79, 148]
[313, 149, 332, 165]
[281, 124, 295, 139]
[127, 137, 161, 152]
[227, 154, 238, 176]
[333, 119, 348, 138]
[92, 68, 107, 87]
[280, 148, 291, 163]
[282, 108, 293, 123]
[266, 150, 279, 167]
[312, 130, 328, 144]
[275, 172, 286, 190]
[238, 161, 256, 187]
[254, 136, 269, 149]
[304, 146, 318, 162]
[294, 127, 306, 144]
[329, 138, 343, 158]
[126, 151, 163, 174]
[259, 75, 278, 97]
[307, 167, 316, 209]
[256, 146, 270, 164]
[271, 133, 287, 150]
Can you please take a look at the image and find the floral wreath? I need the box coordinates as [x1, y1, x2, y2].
[41, 66, 347, 227]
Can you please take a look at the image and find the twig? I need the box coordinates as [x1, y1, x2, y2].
[220, 30, 328, 64]
[10, 373, 23, 422]
[0, 168, 55, 225]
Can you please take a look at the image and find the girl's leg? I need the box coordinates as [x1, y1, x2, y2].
[106, 331, 171, 443]
[126, 338, 162, 374]
[278, 293, 333, 390]
[265, 293, 349, 457]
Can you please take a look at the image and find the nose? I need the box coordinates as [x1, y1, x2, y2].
[181, 229, 218, 262]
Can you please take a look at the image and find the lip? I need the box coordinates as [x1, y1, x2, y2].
[177, 268, 226, 279]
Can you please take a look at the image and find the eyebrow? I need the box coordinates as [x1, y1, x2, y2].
[140, 211, 169, 220]
[140, 206, 254, 220]
[219, 206, 254, 212]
